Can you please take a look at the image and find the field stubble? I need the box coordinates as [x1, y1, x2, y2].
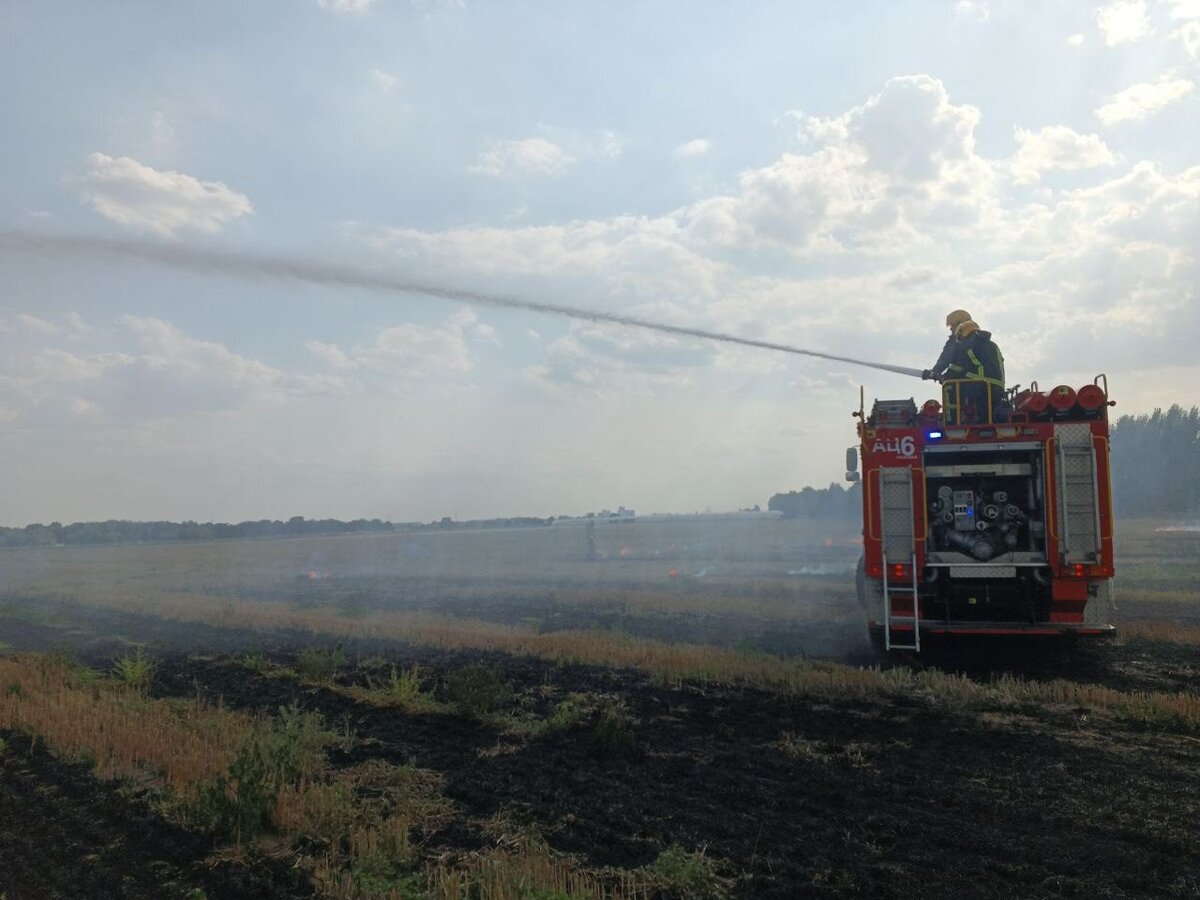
[0, 516, 1198, 898]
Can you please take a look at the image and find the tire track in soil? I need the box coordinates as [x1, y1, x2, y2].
[0, 728, 314, 900]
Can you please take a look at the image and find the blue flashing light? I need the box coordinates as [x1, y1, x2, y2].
[927, 430, 944, 440]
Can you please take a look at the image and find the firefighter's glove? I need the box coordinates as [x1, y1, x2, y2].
[921, 369, 935, 380]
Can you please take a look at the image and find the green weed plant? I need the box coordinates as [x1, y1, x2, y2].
[190, 702, 333, 843]
[639, 846, 730, 900]
[590, 701, 639, 760]
[367, 663, 437, 711]
[240, 651, 269, 673]
[446, 665, 514, 716]
[296, 645, 346, 683]
[111, 647, 155, 692]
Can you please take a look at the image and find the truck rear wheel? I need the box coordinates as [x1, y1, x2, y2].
[868, 625, 887, 658]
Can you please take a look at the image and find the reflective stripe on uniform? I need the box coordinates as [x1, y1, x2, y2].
[965, 349, 1004, 386]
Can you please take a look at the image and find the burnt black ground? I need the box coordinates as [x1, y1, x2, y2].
[2, 597, 1200, 898]
[144, 652, 1200, 900]
[0, 729, 314, 900]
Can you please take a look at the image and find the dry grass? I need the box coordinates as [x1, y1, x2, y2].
[425, 839, 647, 900]
[25, 585, 901, 698]
[1121, 621, 1200, 646]
[545, 580, 858, 623]
[983, 673, 1200, 724]
[0, 651, 655, 899]
[776, 732, 879, 770]
[12, 587, 1200, 731]
[1117, 587, 1200, 608]
[0, 654, 250, 788]
[279, 760, 455, 898]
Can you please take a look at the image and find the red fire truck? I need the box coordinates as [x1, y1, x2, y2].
[849, 377, 1117, 652]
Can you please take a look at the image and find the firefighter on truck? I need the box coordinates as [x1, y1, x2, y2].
[923, 309, 1005, 423]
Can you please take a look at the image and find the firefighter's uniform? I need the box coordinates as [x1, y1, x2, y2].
[943, 328, 1005, 423]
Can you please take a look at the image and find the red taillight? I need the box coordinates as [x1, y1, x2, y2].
[891, 563, 908, 579]
[1073, 563, 1085, 577]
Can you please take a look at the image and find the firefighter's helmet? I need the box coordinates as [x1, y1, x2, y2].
[945, 309, 972, 330]
[955, 320, 980, 339]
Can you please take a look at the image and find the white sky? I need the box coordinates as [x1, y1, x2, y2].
[1, 0, 1198, 525]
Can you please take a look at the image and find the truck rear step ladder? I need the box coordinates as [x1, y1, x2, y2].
[882, 551, 920, 652]
[1054, 423, 1102, 565]
[879, 466, 920, 652]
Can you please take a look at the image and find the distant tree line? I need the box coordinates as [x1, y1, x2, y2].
[1110, 404, 1200, 517]
[0, 515, 554, 549]
[9, 406, 1190, 548]
[768, 483, 861, 520]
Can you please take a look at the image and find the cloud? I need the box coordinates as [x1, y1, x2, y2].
[1060, 161, 1200, 240]
[307, 310, 493, 384]
[0, 313, 387, 441]
[0, 317, 284, 428]
[1168, 0, 1200, 19]
[1175, 21, 1200, 58]
[468, 138, 575, 177]
[830, 74, 981, 181]
[603, 233, 727, 301]
[8, 316, 369, 434]
[696, 75, 992, 252]
[16, 314, 60, 335]
[317, 0, 375, 12]
[366, 217, 634, 275]
[149, 111, 177, 153]
[1010, 126, 1117, 183]
[115, 315, 288, 412]
[674, 138, 712, 158]
[64, 312, 93, 339]
[372, 68, 399, 91]
[597, 130, 622, 160]
[1067, 33, 1085, 46]
[70, 153, 253, 237]
[1096, 1, 1152, 46]
[305, 340, 354, 370]
[885, 267, 938, 288]
[1095, 75, 1195, 124]
[369, 76, 1001, 278]
[353, 75, 1200, 393]
[954, 1, 989, 21]
[525, 322, 716, 394]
